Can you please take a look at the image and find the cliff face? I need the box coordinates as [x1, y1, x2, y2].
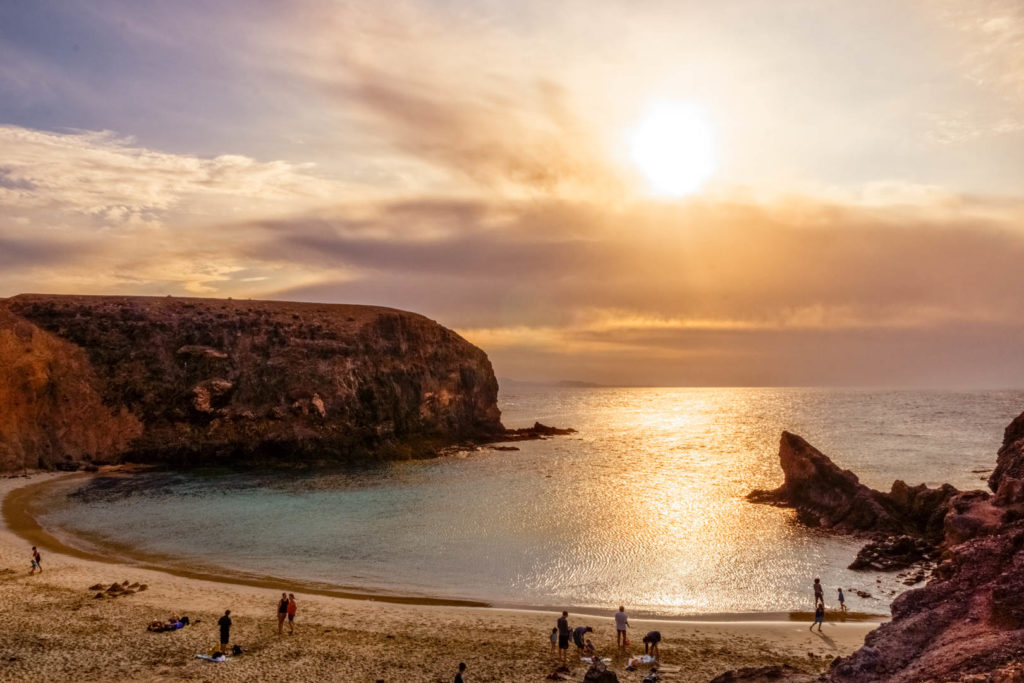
[0, 294, 503, 470]
[739, 412, 1024, 682]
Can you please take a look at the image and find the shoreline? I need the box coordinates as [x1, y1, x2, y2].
[0, 472, 884, 682]
[8, 470, 888, 624]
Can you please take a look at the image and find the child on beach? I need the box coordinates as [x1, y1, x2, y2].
[810, 604, 825, 631]
[29, 546, 41, 574]
[549, 627, 558, 654]
[287, 593, 297, 634]
[837, 588, 847, 612]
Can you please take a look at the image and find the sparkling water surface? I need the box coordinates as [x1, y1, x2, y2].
[38, 387, 1024, 616]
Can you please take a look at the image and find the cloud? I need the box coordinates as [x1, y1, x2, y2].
[0, 125, 340, 222]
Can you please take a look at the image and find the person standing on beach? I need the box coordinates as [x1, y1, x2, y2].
[454, 661, 467, 683]
[837, 588, 847, 612]
[549, 627, 558, 654]
[218, 610, 232, 652]
[277, 593, 289, 635]
[810, 604, 825, 631]
[813, 578, 824, 608]
[614, 606, 629, 649]
[287, 593, 297, 634]
[556, 611, 571, 664]
[30, 546, 41, 574]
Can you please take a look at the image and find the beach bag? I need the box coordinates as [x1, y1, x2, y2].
[232, 645, 243, 656]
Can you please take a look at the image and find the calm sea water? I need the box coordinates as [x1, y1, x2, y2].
[37, 387, 1024, 616]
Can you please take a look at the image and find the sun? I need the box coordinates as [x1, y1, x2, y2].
[630, 103, 717, 197]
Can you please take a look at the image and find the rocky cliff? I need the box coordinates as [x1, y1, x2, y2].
[733, 411, 1024, 682]
[0, 294, 504, 470]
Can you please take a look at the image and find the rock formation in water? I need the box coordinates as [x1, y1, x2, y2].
[0, 294, 506, 470]
[729, 411, 1024, 682]
[747, 431, 958, 545]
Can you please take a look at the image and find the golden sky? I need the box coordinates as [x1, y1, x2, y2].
[1, 0, 1023, 386]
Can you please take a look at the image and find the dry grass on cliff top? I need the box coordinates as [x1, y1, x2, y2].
[0, 474, 878, 682]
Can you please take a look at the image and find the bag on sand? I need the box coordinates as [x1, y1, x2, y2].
[231, 645, 243, 656]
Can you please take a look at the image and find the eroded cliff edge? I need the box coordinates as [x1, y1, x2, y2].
[734, 412, 1024, 682]
[0, 294, 504, 470]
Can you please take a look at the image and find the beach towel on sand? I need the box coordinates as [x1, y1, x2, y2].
[194, 654, 232, 663]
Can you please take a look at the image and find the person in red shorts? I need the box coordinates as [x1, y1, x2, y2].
[287, 593, 297, 634]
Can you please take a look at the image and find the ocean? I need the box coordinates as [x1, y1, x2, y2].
[34, 387, 1024, 617]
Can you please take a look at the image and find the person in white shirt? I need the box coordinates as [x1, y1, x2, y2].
[614, 605, 629, 649]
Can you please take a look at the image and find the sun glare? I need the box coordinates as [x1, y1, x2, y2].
[630, 103, 717, 197]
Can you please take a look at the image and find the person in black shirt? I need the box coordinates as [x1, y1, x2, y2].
[277, 593, 289, 635]
[643, 630, 661, 658]
[556, 611, 571, 664]
[218, 610, 232, 651]
[454, 661, 467, 683]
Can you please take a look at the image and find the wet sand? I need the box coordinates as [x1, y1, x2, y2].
[0, 472, 882, 682]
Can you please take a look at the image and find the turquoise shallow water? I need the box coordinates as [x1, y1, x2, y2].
[37, 387, 1024, 616]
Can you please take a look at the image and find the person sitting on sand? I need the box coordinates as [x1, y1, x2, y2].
[837, 587, 847, 612]
[614, 605, 629, 650]
[813, 578, 824, 607]
[642, 631, 661, 658]
[573, 625, 593, 653]
[454, 661, 467, 683]
[287, 593, 297, 634]
[584, 638, 596, 657]
[556, 611, 571, 664]
[277, 593, 289, 635]
[549, 627, 558, 654]
[810, 604, 825, 632]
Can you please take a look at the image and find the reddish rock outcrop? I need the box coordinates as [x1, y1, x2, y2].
[747, 432, 957, 543]
[726, 410, 1024, 682]
[0, 294, 506, 469]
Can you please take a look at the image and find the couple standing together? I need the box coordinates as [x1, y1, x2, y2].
[277, 593, 298, 635]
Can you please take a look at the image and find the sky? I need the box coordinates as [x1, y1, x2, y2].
[1, 0, 1023, 387]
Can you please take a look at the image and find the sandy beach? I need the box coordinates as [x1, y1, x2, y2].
[0, 473, 881, 682]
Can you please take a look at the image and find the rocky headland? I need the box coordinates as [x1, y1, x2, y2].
[736, 411, 1024, 682]
[0, 294, 522, 470]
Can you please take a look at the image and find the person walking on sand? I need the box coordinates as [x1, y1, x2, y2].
[30, 546, 41, 574]
[277, 593, 289, 634]
[287, 593, 297, 634]
[813, 578, 824, 608]
[837, 588, 847, 612]
[218, 610, 232, 652]
[810, 604, 825, 632]
[614, 605, 629, 649]
[454, 661, 467, 683]
[556, 611, 571, 664]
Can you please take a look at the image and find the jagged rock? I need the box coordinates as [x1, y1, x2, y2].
[502, 422, 576, 442]
[848, 535, 934, 571]
[747, 432, 957, 539]
[191, 379, 233, 414]
[88, 583, 103, 591]
[989, 412, 1024, 499]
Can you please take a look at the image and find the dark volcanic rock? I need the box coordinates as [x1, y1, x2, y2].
[989, 412, 1024, 504]
[501, 422, 576, 441]
[847, 535, 935, 572]
[0, 294, 506, 469]
[747, 432, 957, 539]
[708, 665, 816, 682]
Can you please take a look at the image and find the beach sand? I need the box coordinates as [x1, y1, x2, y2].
[0, 473, 881, 682]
